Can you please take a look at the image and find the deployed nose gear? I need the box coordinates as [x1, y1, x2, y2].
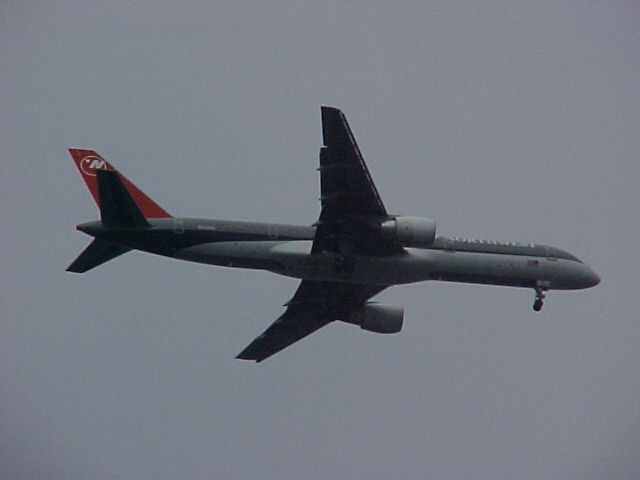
[533, 287, 546, 311]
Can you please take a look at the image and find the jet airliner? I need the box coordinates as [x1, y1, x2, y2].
[67, 106, 600, 362]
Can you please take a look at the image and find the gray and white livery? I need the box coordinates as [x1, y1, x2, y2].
[67, 106, 600, 362]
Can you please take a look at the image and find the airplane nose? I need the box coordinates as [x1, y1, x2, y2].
[583, 266, 600, 288]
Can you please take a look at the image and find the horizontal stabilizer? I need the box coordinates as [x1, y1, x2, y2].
[67, 239, 131, 273]
[97, 170, 149, 227]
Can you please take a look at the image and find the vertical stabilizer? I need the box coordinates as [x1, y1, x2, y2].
[68, 149, 171, 219]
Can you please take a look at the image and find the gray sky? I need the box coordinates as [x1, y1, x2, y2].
[2, 2, 639, 479]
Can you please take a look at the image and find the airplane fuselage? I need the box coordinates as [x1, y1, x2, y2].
[68, 106, 600, 361]
[78, 217, 599, 291]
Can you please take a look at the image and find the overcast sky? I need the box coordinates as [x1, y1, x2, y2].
[2, 2, 639, 479]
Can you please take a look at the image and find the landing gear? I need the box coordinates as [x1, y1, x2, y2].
[533, 287, 546, 312]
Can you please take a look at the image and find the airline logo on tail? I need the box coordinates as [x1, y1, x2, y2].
[69, 148, 172, 219]
[80, 155, 110, 176]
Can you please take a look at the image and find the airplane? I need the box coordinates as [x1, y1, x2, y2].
[67, 106, 600, 362]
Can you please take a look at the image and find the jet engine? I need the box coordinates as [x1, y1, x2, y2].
[380, 216, 436, 247]
[349, 303, 404, 334]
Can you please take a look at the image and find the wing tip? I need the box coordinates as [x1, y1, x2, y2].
[321, 105, 343, 118]
[235, 353, 262, 363]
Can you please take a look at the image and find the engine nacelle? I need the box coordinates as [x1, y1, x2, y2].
[380, 216, 436, 248]
[350, 303, 404, 334]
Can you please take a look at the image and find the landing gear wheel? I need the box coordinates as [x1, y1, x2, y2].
[533, 287, 546, 312]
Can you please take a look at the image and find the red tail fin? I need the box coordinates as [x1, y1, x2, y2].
[69, 149, 171, 218]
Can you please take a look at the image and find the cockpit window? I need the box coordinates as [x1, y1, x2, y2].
[556, 248, 582, 263]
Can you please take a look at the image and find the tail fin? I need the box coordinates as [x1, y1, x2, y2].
[68, 149, 171, 219]
[68, 149, 171, 273]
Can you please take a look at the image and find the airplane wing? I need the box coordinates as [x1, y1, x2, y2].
[236, 280, 386, 362]
[238, 107, 390, 362]
[313, 106, 390, 255]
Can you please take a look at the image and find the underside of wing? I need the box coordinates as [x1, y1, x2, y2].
[237, 108, 393, 362]
[235, 307, 330, 363]
[236, 280, 386, 362]
[313, 106, 393, 256]
[318, 106, 387, 221]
